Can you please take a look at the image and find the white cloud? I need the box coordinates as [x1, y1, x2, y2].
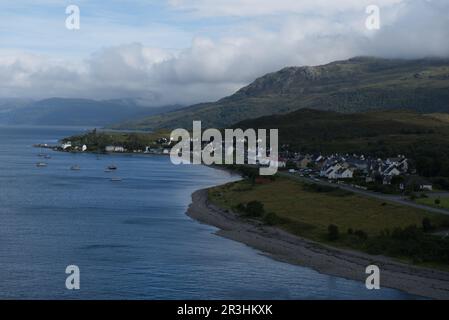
[168, 0, 403, 17]
[0, 0, 448, 105]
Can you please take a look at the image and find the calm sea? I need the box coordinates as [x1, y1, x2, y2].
[0, 126, 418, 299]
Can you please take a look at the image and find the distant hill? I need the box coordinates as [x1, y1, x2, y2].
[111, 57, 449, 130]
[0, 98, 182, 126]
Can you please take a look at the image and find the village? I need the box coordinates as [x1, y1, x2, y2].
[278, 152, 433, 194]
[46, 131, 434, 195]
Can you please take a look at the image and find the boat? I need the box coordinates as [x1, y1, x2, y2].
[107, 165, 117, 170]
[36, 162, 47, 167]
[70, 165, 80, 171]
[110, 177, 122, 182]
[44, 155, 52, 159]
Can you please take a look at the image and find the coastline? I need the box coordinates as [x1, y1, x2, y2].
[186, 187, 449, 300]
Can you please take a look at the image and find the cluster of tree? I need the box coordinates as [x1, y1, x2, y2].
[327, 219, 449, 264]
[235, 200, 287, 226]
[224, 165, 277, 184]
[328, 225, 369, 242]
[236, 201, 265, 218]
[63, 130, 167, 152]
[366, 226, 449, 264]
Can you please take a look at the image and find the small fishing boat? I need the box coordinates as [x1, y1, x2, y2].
[110, 177, 122, 182]
[70, 165, 81, 171]
[36, 162, 47, 167]
[107, 165, 117, 170]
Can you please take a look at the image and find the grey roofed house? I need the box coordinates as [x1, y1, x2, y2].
[346, 158, 368, 170]
[383, 164, 401, 176]
[403, 175, 433, 191]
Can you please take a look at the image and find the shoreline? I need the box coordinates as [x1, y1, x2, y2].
[41, 142, 449, 299]
[186, 187, 449, 300]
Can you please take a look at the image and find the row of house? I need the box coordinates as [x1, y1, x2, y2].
[61, 141, 87, 152]
[288, 153, 410, 184]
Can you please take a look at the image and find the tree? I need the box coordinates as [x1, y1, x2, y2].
[285, 160, 297, 170]
[354, 230, 368, 240]
[327, 224, 340, 241]
[263, 212, 281, 226]
[422, 218, 433, 232]
[391, 175, 404, 185]
[307, 162, 315, 169]
[435, 198, 441, 206]
[245, 201, 264, 217]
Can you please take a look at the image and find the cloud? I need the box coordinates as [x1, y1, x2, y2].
[168, 0, 403, 17]
[0, 0, 448, 106]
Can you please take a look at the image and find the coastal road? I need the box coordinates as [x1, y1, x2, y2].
[280, 172, 449, 216]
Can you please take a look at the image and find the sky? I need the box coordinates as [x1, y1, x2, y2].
[0, 0, 448, 106]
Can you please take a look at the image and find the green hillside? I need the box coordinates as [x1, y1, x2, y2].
[236, 108, 449, 178]
[111, 57, 449, 130]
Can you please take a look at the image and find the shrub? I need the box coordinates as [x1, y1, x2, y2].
[263, 212, 286, 226]
[244, 201, 265, 218]
[327, 224, 340, 241]
[392, 225, 421, 241]
[235, 203, 246, 213]
[435, 198, 441, 206]
[303, 183, 352, 197]
[422, 218, 433, 232]
[354, 230, 368, 240]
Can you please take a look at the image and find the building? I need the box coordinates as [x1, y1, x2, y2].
[404, 176, 433, 191]
[61, 141, 72, 150]
[105, 146, 125, 153]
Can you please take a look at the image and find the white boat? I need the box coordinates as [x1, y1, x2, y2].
[36, 162, 47, 167]
[110, 177, 122, 182]
[70, 165, 80, 171]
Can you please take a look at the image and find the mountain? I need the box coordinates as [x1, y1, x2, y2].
[111, 57, 449, 130]
[0, 98, 182, 126]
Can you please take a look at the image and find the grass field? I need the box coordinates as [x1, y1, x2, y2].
[209, 178, 449, 243]
[416, 197, 449, 210]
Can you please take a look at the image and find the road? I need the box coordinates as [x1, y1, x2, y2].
[279, 172, 449, 216]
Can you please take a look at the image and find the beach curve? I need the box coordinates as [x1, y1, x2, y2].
[187, 188, 449, 300]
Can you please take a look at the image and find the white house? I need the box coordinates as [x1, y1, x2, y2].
[321, 163, 342, 179]
[383, 165, 401, 177]
[61, 141, 72, 150]
[335, 168, 354, 179]
[105, 146, 125, 153]
[320, 163, 354, 179]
